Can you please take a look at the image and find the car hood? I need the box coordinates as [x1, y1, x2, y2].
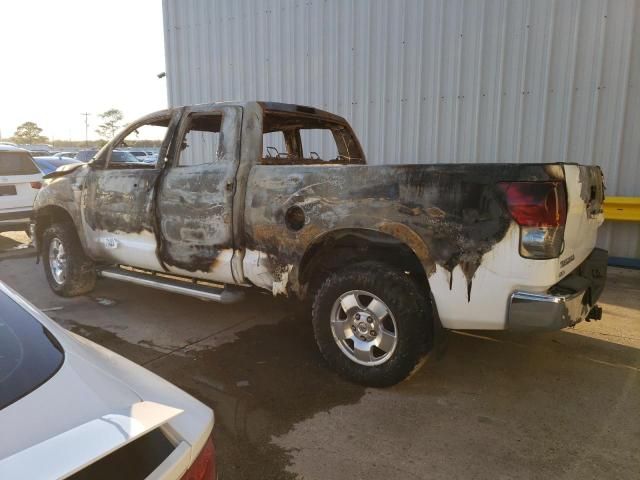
[41, 161, 85, 180]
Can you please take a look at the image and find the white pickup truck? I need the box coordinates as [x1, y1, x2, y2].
[32, 102, 607, 386]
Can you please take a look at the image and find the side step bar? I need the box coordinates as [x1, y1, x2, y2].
[99, 267, 245, 304]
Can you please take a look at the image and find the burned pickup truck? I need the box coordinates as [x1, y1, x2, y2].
[33, 101, 607, 386]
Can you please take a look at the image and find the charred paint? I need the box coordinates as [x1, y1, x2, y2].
[34, 101, 586, 304]
[577, 165, 605, 216]
[154, 105, 242, 277]
[244, 163, 561, 298]
[32, 165, 89, 253]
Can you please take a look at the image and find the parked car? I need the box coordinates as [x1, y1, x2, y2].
[33, 156, 81, 175]
[74, 149, 99, 162]
[32, 101, 608, 387]
[52, 151, 77, 159]
[126, 150, 151, 160]
[74, 149, 98, 162]
[122, 150, 158, 165]
[112, 150, 145, 164]
[74, 149, 141, 165]
[0, 281, 216, 479]
[26, 145, 53, 157]
[0, 145, 43, 233]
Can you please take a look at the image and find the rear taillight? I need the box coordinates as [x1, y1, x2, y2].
[499, 181, 567, 259]
[30, 181, 42, 189]
[181, 436, 216, 480]
[498, 181, 567, 227]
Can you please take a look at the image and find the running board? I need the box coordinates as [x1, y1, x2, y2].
[99, 267, 245, 304]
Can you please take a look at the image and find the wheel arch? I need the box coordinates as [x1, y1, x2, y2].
[34, 205, 80, 256]
[298, 225, 435, 297]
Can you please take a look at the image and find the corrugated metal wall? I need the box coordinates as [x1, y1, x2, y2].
[162, 0, 640, 258]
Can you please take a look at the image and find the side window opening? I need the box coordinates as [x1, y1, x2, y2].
[107, 117, 171, 169]
[260, 112, 365, 165]
[177, 114, 223, 167]
[300, 129, 339, 160]
[262, 131, 287, 159]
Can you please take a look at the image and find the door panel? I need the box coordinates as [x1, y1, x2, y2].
[80, 111, 180, 269]
[82, 168, 163, 270]
[157, 106, 241, 283]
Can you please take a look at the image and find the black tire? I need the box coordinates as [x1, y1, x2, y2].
[42, 222, 96, 297]
[312, 261, 432, 387]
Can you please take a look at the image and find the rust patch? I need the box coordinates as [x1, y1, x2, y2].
[426, 207, 446, 219]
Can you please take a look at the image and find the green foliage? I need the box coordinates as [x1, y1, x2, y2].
[95, 108, 124, 140]
[13, 121, 49, 144]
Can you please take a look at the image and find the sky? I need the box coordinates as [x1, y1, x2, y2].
[0, 0, 167, 142]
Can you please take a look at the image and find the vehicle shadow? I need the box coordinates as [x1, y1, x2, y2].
[141, 303, 367, 480]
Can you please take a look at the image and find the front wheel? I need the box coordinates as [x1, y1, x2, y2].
[42, 223, 96, 297]
[312, 261, 432, 387]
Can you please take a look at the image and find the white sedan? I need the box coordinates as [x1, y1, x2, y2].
[0, 282, 215, 480]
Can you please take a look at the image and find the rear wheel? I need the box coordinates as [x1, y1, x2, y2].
[42, 223, 96, 297]
[312, 261, 432, 387]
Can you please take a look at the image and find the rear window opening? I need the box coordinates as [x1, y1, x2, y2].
[0, 152, 40, 176]
[0, 291, 64, 411]
[261, 111, 365, 165]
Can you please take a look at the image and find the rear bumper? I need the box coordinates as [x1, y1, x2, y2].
[507, 248, 608, 331]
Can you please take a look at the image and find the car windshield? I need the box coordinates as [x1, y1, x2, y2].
[0, 289, 64, 410]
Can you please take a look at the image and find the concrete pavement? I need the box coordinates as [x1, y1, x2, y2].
[1, 232, 638, 479]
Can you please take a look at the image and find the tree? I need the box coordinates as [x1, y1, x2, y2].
[13, 121, 48, 144]
[95, 109, 124, 140]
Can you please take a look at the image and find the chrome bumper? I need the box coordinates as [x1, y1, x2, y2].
[508, 290, 592, 331]
[507, 248, 608, 331]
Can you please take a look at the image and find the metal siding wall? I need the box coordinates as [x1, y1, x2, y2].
[162, 0, 640, 258]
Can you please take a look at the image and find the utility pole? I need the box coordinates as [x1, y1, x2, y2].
[81, 112, 90, 147]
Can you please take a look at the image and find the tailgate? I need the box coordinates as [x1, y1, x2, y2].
[0, 174, 41, 211]
[559, 164, 605, 275]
